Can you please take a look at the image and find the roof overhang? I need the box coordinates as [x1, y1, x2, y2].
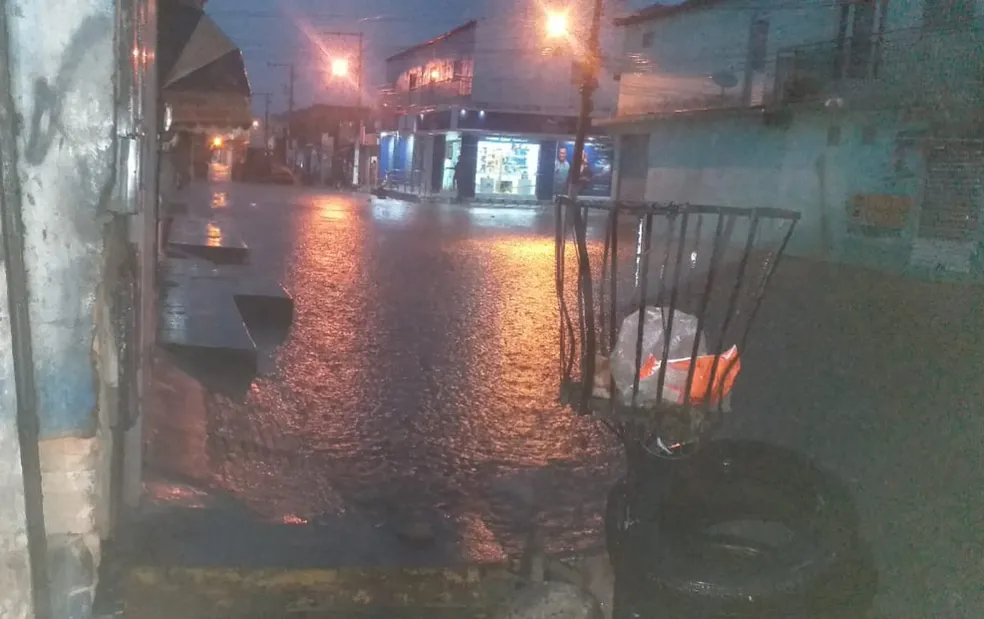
[596, 105, 766, 131]
[615, 0, 728, 27]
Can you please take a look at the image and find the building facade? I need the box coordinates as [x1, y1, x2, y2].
[605, 0, 984, 279]
[378, 11, 620, 202]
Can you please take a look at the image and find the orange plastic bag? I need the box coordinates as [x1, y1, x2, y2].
[638, 345, 740, 407]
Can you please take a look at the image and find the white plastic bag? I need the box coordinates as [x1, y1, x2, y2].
[610, 308, 706, 407]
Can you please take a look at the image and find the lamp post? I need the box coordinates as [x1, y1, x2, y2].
[547, 1, 603, 198]
[323, 31, 365, 187]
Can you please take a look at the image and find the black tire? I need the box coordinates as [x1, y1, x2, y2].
[611, 440, 874, 617]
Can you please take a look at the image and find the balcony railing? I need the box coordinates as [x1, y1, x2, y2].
[380, 76, 473, 111]
[774, 24, 984, 111]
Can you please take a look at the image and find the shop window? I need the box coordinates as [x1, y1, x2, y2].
[475, 138, 540, 197]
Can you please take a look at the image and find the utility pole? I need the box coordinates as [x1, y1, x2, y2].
[268, 62, 296, 164]
[568, 0, 604, 198]
[253, 91, 272, 151]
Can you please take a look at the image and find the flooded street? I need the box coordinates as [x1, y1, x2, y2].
[144, 180, 984, 618]
[148, 180, 620, 562]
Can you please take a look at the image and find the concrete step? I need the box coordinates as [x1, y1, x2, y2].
[119, 564, 514, 619]
[167, 216, 250, 265]
[157, 280, 256, 355]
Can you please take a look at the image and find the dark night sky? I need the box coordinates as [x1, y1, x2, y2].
[207, 0, 665, 114]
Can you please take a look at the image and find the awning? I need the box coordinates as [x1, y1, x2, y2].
[163, 14, 237, 89]
[159, 2, 251, 133]
[163, 91, 252, 135]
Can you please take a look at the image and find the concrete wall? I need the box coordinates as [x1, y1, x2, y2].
[1, 0, 155, 615]
[619, 108, 925, 266]
[618, 0, 842, 115]
[0, 252, 34, 619]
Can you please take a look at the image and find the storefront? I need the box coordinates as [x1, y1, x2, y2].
[378, 109, 614, 200]
[474, 136, 540, 198]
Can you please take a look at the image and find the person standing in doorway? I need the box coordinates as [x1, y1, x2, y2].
[453, 158, 463, 200]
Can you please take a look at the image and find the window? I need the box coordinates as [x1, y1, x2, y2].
[408, 73, 418, 90]
[923, 0, 974, 30]
[834, 0, 880, 79]
[641, 31, 654, 48]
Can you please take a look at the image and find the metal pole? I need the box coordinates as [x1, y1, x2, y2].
[0, 5, 51, 617]
[288, 64, 295, 156]
[567, 0, 604, 198]
[356, 32, 364, 187]
[268, 62, 296, 165]
[264, 93, 271, 150]
[253, 92, 272, 151]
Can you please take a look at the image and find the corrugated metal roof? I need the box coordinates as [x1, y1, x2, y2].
[614, 0, 728, 27]
[385, 20, 478, 63]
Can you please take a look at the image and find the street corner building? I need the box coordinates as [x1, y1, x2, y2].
[375, 10, 621, 204]
[602, 0, 984, 281]
[0, 0, 245, 617]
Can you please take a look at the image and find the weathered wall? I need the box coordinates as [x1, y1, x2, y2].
[617, 108, 924, 268]
[3, 0, 121, 616]
[0, 272, 34, 619]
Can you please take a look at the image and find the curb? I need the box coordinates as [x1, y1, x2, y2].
[373, 190, 551, 210]
[121, 564, 518, 618]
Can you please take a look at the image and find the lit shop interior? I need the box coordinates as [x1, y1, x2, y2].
[475, 137, 540, 198]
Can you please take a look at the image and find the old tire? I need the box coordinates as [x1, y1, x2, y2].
[610, 440, 875, 617]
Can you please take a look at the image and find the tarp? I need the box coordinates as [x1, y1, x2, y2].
[164, 14, 237, 88]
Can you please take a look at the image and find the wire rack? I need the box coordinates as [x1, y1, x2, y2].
[555, 196, 800, 461]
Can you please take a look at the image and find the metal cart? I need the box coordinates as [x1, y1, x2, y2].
[555, 195, 800, 470]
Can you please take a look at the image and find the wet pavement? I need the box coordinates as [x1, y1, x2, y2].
[147, 180, 621, 565]
[145, 179, 984, 619]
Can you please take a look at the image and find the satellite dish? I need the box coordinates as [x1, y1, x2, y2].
[711, 71, 739, 89]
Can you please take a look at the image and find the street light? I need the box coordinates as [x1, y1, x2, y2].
[546, 10, 569, 38]
[546, 1, 602, 198]
[323, 31, 366, 186]
[330, 57, 350, 78]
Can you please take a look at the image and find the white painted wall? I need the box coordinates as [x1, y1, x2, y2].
[632, 109, 915, 260]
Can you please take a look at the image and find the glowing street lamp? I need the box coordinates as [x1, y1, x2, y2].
[546, 11, 569, 38]
[330, 57, 350, 78]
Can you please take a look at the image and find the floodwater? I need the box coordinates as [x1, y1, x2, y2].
[147, 181, 623, 563]
[146, 180, 984, 618]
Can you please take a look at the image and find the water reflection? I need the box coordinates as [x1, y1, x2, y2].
[370, 199, 412, 223]
[211, 191, 228, 209]
[147, 187, 621, 559]
[205, 222, 224, 247]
